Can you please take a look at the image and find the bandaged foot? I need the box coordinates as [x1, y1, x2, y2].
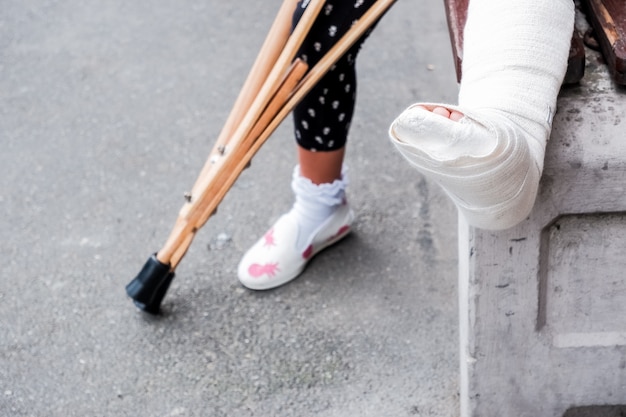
[390, 104, 540, 229]
[389, 0, 575, 230]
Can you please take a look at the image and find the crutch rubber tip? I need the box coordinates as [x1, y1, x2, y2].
[126, 254, 175, 315]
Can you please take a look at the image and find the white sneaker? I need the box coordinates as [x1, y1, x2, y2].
[237, 202, 354, 290]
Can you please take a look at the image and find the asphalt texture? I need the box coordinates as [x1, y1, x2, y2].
[0, 1, 461, 416]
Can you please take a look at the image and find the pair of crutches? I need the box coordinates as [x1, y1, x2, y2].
[126, 0, 396, 314]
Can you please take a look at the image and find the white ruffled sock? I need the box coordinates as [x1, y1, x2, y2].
[389, 0, 575, 230]
[288, 165, 347, 251]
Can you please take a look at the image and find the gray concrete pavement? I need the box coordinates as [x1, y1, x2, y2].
[0, 1, 460, 416]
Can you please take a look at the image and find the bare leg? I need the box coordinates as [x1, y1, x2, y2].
[297, 145, 345, 184]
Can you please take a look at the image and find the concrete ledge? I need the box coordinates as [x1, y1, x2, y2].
[458, 48, 626, 417]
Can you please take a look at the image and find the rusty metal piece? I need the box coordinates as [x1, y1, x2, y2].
[581, 0, 626, 85]
[443, 0, 585, 85]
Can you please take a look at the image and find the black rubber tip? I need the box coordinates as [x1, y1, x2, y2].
[126, 254, 175, 315]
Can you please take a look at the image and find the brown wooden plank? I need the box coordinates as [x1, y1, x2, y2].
[582, 0, 626, 84]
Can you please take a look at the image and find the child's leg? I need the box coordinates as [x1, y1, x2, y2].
[389, 0, 575, 230]
[298, 146, 345, 184]
[292, 0, 380, 158]
[238, 0, 382, 290]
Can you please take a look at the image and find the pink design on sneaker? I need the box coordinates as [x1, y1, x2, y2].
[248, 262, 279, 278]
[263, 228, 276, 247]
[302, 245, 313, 260]
[326, 225, 350, 242]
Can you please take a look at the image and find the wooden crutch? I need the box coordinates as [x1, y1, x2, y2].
[126, 0, 397, 314]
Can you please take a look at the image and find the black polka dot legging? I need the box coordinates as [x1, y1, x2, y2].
[291, 0, 382, 152]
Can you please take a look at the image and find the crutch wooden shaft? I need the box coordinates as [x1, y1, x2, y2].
[193, 61, 310, 228]
[157, 0, 324, 266]
[157, 0, 396, 268]
[190, 0, 295, 194]
[191, 0, 324, 197]
[215, 0, 294, 143]
[160, 60, 309, 267]
[126, 0, 396, 314]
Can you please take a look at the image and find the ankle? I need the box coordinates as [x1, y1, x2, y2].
[291, 165, 348, 205]
[288, 165, 349, 250]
